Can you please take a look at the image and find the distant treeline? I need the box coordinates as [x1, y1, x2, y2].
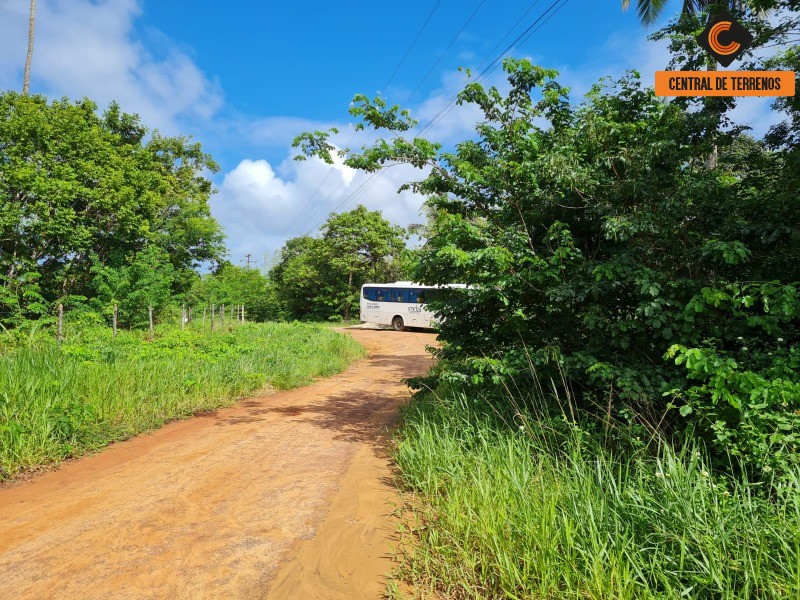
[0, 91, 410, 328]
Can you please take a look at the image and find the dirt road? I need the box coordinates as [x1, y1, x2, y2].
[0, 328, 433, 599]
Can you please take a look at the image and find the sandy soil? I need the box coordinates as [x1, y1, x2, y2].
[0, 328, 434, 599]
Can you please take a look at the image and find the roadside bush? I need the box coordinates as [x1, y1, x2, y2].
[666, 343, 800, 484]
[305, 57, 800, 482]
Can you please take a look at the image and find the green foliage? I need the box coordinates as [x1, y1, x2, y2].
[190, 263, 280, 322]
[393, 389, 800, 598]
[0, 92, 225, 325]
[0, 321, 365, 477]
[91, 245, 175, 327]
[270, 235, 329, 319]
[270, 205, 407, 320]
[666, 343, 800, 482]
[306, 44, 800, 480]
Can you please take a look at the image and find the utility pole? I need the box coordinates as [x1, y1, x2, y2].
[23, 0, 37, 95]
[243, 253, 253, 269]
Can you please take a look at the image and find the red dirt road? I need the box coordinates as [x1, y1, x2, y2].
[0, 328, 433, 599]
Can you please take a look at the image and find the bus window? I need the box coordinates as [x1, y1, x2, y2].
[415, 291, 425, 303]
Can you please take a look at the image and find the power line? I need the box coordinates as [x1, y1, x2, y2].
[299, 0, 497, 237]
[270, 1, 445, 253]
[279, 164, 335, 240]
[419, 0, 570, 136]
[301, 169, 388, 238]
[486, 0, 569, 75]
[471, 0, 543, 75]
[382, 0, 445, 93]
[418, 0, 571, 137]
[272, 0, 572, 256]
[300, 0, 572, 240]
[403, 0, 488, 106]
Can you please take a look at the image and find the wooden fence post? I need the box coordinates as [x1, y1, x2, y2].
[113, 304, 118, 339]
[57, 303, 63, 345]
[148, 305, 154, 341]
[220, 304, 225, 326]
[181, 304, 186, 331]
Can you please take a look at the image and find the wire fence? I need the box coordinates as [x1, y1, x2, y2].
[51, 302, 250, 345]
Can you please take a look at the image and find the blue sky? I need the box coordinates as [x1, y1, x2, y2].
[0, 0, 778, 267]
[136, 1, 646, 130]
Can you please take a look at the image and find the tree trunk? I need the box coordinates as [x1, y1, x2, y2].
[23, 0, 37, 95]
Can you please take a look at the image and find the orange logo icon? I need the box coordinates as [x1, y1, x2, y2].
[707, 21, 740, 56]
[696, 10, 753, 67]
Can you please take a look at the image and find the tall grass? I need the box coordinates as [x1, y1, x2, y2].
[0, 322, 365, 478]
[393, 389, 800, 599]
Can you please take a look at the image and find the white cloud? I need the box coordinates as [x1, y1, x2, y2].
[0, 0, 222, 133]
[207, 66, 498, 266]
[410, 68, 488, 141]
[212, 151, 429, 266]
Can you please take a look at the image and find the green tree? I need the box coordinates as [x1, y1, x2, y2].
[270, 207, 407, 320]
[295, 46, 800, 480]
[0, 93, 225, 325]
[269, 236, 325, 319]
[190, 263, 279, 322]
[321, 205, 407, 320]
[91, 246, 175, 327]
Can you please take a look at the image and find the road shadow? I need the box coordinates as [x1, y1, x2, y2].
[211, 344, 430, 453]
[265, 387, 406, 449]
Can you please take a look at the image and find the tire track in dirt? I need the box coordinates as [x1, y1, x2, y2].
[0, 328, 433, 599]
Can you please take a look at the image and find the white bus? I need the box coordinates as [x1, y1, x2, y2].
[360, 281, 466, 331]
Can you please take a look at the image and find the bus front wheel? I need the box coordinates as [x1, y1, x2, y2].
[392, 316, 405, 331]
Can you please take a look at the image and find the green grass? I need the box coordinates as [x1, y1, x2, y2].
[392, 390, 800, 599]
[0, 321, 365, 478]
